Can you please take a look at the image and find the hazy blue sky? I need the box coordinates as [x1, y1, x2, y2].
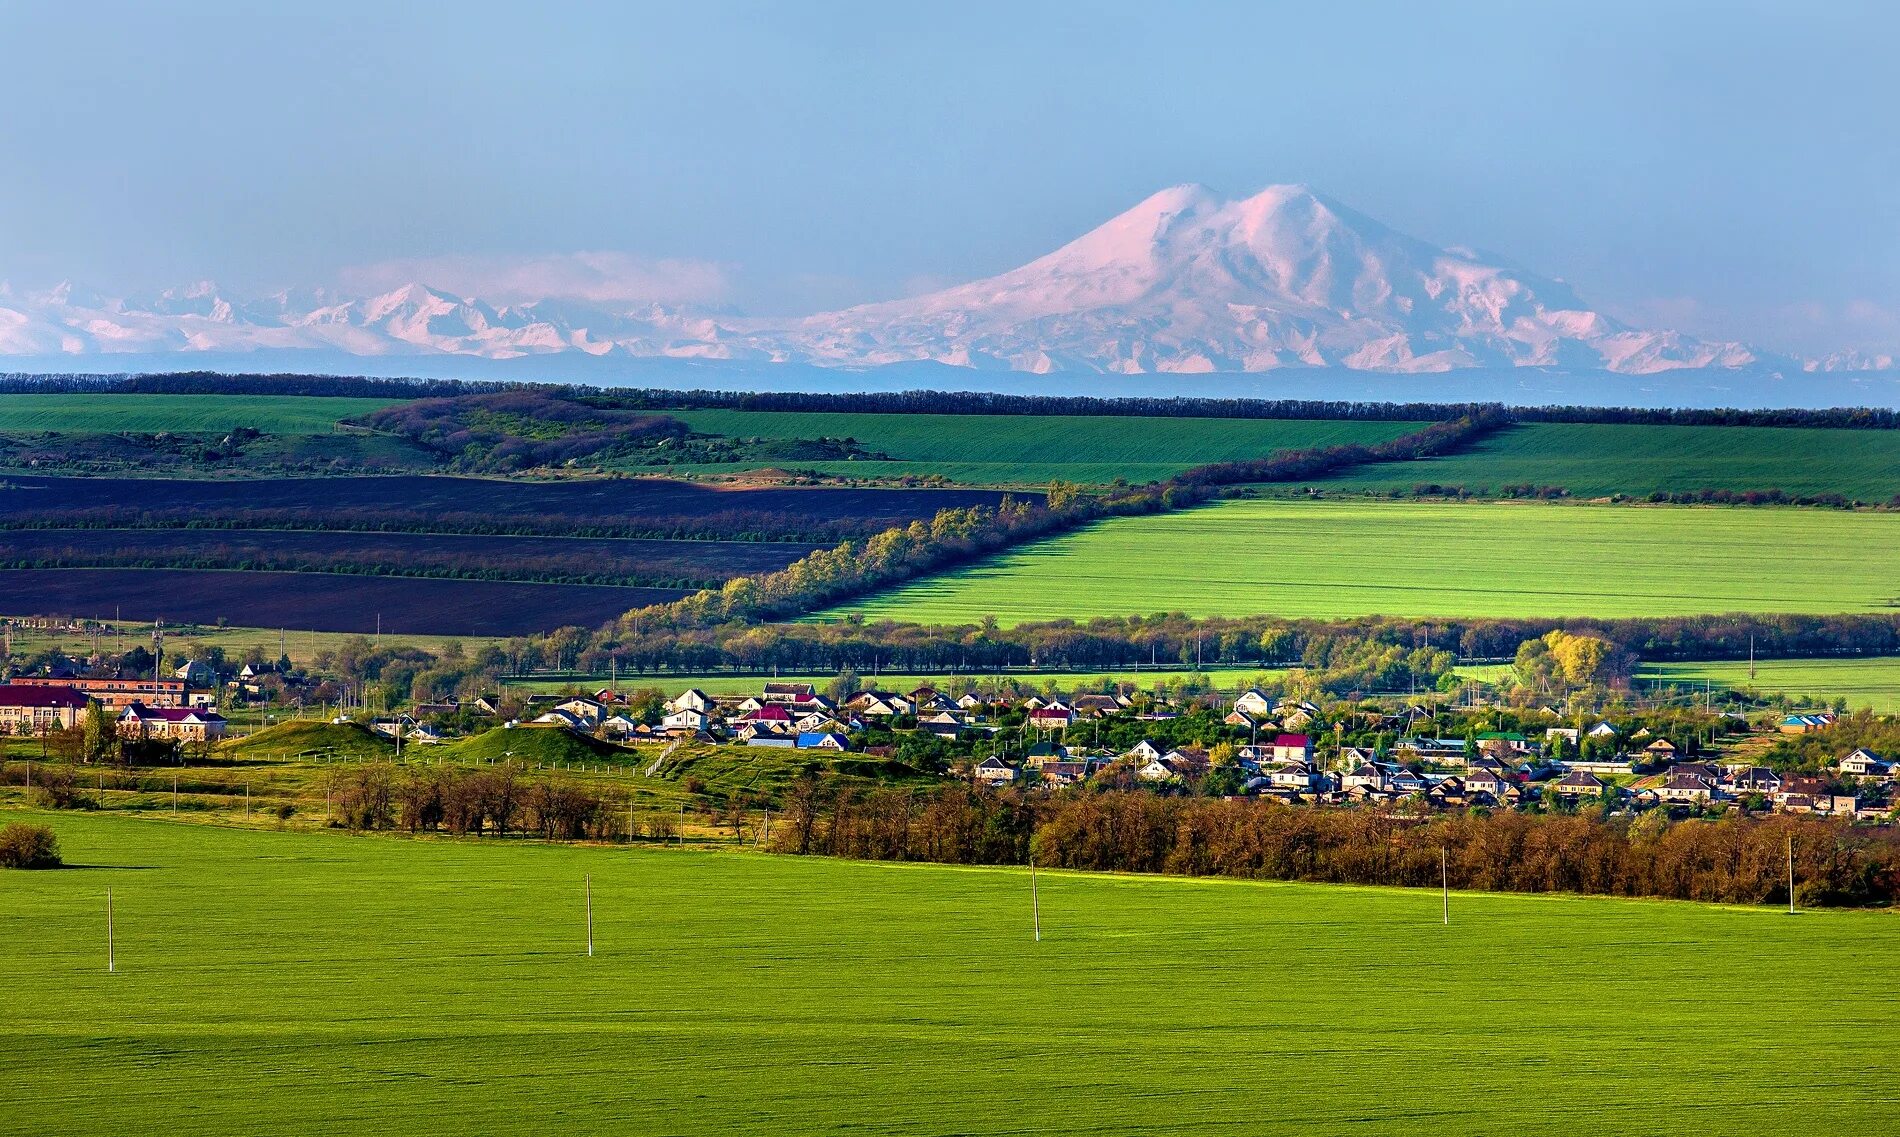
[2, 0, 1895, 353]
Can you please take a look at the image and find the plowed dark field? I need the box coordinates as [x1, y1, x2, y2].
[0, 568, 677, 636]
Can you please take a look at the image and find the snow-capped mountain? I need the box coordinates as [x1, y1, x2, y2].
[777, 184, 1772, 374]
[0, 185, 1875, 374]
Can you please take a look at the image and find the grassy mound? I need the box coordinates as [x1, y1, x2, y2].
[445, 725, 627, 765]
[221, 719, 392, 761]
[656, 744, 925, 803]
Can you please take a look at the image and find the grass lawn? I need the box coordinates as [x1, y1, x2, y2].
[659, 409, 1427, 485]
[823, 498, 1900, 626]
[0, 393, 400, 434]
[1305, 422, 1900, 501]
[1638, 656, 1900, 712]
[2, 810, 1893, 1136]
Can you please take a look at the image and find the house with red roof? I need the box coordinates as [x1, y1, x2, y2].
[0, 684, 91, 735]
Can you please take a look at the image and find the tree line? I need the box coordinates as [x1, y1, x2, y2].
[12, 374, 1897, 431]
[775, 784, 1900, 907]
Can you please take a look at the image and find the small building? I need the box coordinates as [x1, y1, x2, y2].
[1552, 770, 1607, 797]
[118, 703, 228, 743]
[974, 756, 1017, 785]
[796, 731, 850, 752]
[0, 684, 90, 735]
[1839, 748, 1889, 777]
[1268, 733, 1314, 763]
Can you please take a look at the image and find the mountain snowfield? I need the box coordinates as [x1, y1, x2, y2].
[0, 185, 1876, 375]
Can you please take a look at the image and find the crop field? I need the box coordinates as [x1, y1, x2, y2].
[0, 393, 399, 434]
[826, 499, 1900, 625]
[662, 409, 1428, 485]
[0, 528, 817, 587]
[0, 568, 675, 636]
[3, 811, 1893, 1137]
[0, 473, 1024, 532]
[1637, 656, 1900, 712]
[0, 618, 495, 668]
[1307, 422, 1900, 501]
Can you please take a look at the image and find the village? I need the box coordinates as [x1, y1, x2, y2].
[9, 638, 1882, 821]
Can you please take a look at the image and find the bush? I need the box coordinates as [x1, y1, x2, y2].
[0, 823, 62, 869]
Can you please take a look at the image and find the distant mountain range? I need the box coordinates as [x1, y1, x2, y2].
[1, 185, 1889, 376]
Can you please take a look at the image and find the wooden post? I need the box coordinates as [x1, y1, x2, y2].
[585, 874, 594, 957]
[106, 887, 115, 974]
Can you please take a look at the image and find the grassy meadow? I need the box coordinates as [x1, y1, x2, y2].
[662, 409, 1427, 485]
[825, 498, 1900, 625]
[0, 393, 399, 434]
[3, 810, 1895, 1137]
[1306, 422, 1900, 501]
[1638, 656, 1900, 712]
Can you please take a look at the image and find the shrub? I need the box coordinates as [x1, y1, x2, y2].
[0, 823, 62, 869]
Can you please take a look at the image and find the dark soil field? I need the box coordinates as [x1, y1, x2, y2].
[0, 528, 817, 586]
[0, 568, 679, 635]
[0, 474, 1027, 537]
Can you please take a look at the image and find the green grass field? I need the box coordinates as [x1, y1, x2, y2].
[825, 498, 1900, 625]
[3, 810, 1892, 1136]
[0, 393, 400, 434]
[660, 409, 1427, 485]
[1638, 656, 1900, 711]
[1307, 422, 1900, 501]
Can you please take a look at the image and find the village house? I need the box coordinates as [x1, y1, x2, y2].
[1029, 704, 1074, 731]
[1036, 760, 1090, 787]
[667, 689, 713, 714]
[1125, 739, 1165, 764]
[1552, 769, 1607, 798]
[1779, 713, 1837, 735]
[974, 756, 1017, 785]
[1726, 767, 1783, 796]
[762, 682, 817, 704]
[0, 684, 91, 735]
[117, 702, 228, 743]
[661, 706, 711, 733]
[1655, 772, 1719, 805]
[1267, 732, 1314, 763]
[1233, 688, 1276, 718]
[1839, 748, 1890, 778]
[1070, 694, 1121, 718]
[554, 697, 605, 725]
[1773, 775, 1832, 812]
[796, 731, 850, 751]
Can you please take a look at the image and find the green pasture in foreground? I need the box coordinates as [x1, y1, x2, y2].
[662, 409, 1426, 485]
[0, 393, 400, 434]
[3, 811, 1893, 1136]
[1638, 656, 1900, 712]
[826, 498, 1900, 626]
[1307, 422, 1900, 501]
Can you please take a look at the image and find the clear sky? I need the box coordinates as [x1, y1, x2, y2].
[2, 0, 1895, 355]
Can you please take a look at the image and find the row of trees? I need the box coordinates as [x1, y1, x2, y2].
[12, 373, 1900, 431]
[776, 785, 1900, 907]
